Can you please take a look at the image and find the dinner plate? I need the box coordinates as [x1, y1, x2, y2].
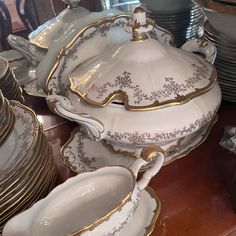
[61, 116, 217, 174]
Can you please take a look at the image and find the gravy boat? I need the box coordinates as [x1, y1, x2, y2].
[3, 145, 164, 236]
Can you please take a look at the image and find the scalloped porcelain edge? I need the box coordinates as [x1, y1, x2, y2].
[3, 146, 164, 236]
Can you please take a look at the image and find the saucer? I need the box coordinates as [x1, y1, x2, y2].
[61, 116, 217, 173]
[117, 186, 160, 236]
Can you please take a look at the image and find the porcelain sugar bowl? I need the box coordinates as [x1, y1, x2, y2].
[47, 7, 221, 156]
[3, 145, 164, 236]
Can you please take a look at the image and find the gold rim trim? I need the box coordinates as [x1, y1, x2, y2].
[69, 172, 136, 235]
[0, 101, 41, 183]
[61, 136, 139, 235]
[144, 186, 161, 236]
[103, 137, 185, 159]
[0, 128, 44, 199]
[46, 14, 174, 94]
[0, 145, 55, 226]
[193, 0, 236, 15]
[0, 57, 10, 80]
[46, 14, 131, 93]
[70, 66, 217, 111]
[29, 37, 49, 50]
[164, 115, 218, 165]
[60, 126, 85, 174]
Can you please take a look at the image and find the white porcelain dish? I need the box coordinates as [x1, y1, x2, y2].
[47, 7, 221, 153]
[60, 115, 217, 174]
[46, 14, 174, 95]
[3, 145, 164, 236]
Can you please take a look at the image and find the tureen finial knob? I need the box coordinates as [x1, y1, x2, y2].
[131, 6, 153, 41]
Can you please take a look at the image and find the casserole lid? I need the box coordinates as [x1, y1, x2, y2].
[70, 7, 217, 111]
[28, 0, 90, 49]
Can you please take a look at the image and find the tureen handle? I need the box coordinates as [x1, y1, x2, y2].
[181, 38, 217, 64]
[130, 145, 165, 191]
[46, 95, 105, 140]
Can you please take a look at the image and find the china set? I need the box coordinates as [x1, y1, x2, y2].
[0, 91, 57, 233]
[0, 57, 24, 103]
[1, 0, 223, 235]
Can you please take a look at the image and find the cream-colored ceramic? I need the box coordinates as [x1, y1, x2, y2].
[36, 7, 125, 91]
[0, 101, 57, 234]
[28, 5, 90, 49]
[117, 186, 161, 236]
[0, 101, 40, 184]
[193, 0, 236, 40]
[46, 14, 173, 95]
[0, 50, 36, 86]
[61, 115, 217, 173]
[7, 35, 47, 67]
[47, 7, 221, 153]
[3, 145, 164, 236]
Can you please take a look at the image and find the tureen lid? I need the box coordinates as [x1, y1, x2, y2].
[70, 7, 217, 111]
[28, 2, 89, 49]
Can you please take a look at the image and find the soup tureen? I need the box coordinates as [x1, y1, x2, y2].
[47, 7, 221, 154]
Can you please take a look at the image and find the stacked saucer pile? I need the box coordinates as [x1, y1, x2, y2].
[0, 98, 57, 233]
[0, 57, 24, 103]
[203, 21, 236, 102]
[143, 0, 204, 47]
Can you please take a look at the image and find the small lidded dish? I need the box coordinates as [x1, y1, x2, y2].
[48, 7, 221, 155]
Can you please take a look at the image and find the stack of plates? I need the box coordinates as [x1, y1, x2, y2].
[204, 21, 236, 102]
[0, 91, 15, 145]
[0, 99, 57, 233]
[148, 5, 204, 47]
[0, 57, 24, 103]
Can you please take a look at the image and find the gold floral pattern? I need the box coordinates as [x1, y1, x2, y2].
[106, 109, 217, 145]
[48, 18, 128, 95]
[93, 59, 211, 106]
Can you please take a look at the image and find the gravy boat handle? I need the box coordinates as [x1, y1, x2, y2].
[129, 145, 165, 191]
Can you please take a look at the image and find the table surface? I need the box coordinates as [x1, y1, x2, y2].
[24, 93, 236, 236]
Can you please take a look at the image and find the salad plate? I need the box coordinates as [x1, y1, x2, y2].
[61, 115, 217, 174]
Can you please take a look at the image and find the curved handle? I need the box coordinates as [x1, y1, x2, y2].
[181, 38, 217, 64]
[129, 145, 165, 191]
[46, 95, 105, 140]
